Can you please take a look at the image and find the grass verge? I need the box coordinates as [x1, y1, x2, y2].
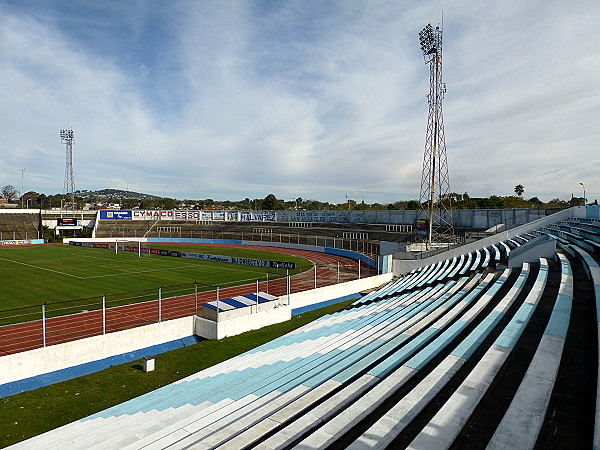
[0, 297, 356, 447]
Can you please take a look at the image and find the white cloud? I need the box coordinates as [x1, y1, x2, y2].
[0, 0, 598, 203]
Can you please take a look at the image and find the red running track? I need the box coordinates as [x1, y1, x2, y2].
[0, 246, 376, 356]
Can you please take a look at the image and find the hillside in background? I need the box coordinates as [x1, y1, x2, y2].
[75, 189, 159, 200]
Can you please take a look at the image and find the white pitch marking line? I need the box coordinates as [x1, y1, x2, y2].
[0, 256, 85, 279]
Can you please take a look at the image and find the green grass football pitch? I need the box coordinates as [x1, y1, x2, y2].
[0, 244, 311, 312]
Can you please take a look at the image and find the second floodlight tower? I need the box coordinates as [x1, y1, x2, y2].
[60, 128, 75, 212]
[416, 22, 454, 247]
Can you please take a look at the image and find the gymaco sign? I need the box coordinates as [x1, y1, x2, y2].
[131, 210, 229, 221]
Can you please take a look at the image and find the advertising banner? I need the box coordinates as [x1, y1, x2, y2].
[99, 210, 132, 220]
[131, 210, 227, 221]
[269, 260, 296, 269]
[239, 211, 276, 222]
[69, 242, 296, 269]
[1, 240, 32, 246]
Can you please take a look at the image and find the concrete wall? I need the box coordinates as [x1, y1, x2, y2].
[393, 206, 582, 275]
[586, 205, 600, 219]
[0, 316, 194, 387]
[275, 208, 552, 227]
[508, 235, 557, 268]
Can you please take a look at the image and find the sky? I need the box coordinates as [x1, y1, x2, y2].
[0, 0, 598, 204]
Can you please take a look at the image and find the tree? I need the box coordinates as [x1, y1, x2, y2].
[262, 194, 279, 210]
[1, 185, 17, 201]
[514, 184, 524, 197]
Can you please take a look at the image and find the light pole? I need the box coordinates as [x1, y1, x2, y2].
[580, 182, 586, 206]
[60, 128, 75, 213]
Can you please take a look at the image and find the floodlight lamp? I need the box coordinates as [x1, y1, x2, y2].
[60, 129, 74, 141]
[419, 23, 438, 56]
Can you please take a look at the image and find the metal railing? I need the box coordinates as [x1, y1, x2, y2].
[0, 260, 375, 356]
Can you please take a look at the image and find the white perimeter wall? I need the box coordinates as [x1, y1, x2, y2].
[1, 273, 392, 386]
[0, 316, 194, 387]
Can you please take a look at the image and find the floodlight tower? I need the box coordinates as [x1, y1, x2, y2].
[60, 128, 75, 212]
[416, 21, 454, 247]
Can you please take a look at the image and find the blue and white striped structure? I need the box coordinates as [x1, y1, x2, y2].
[203, 292, 278, 312]
[488, 253, 573, 449]
[351, 259, 549, 449]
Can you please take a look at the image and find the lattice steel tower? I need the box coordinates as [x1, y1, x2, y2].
[60, 128, 75, 212]
[416, 22, 454, 247]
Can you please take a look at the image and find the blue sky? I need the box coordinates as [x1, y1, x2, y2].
[0, 0, 598, 204]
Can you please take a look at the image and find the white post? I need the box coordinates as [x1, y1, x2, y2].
[287, 269, 290, 305]
[256, 279, 259, 309]
[102, 294, 106, 335]
[158, 286, 162, 322]
[314, 263, 317, 288]
[358, 260, 361, 279]
[216, 285, 220, 313]
[42, 304, 46, 347]
[337, 262, 340, 284]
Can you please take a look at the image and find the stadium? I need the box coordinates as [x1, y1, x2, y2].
[1, 204, 599, 449]
[1, 2, 598, 449]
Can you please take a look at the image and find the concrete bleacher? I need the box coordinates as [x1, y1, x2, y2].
[0, 212, 40, 240]
[9, 211, 600, 448]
